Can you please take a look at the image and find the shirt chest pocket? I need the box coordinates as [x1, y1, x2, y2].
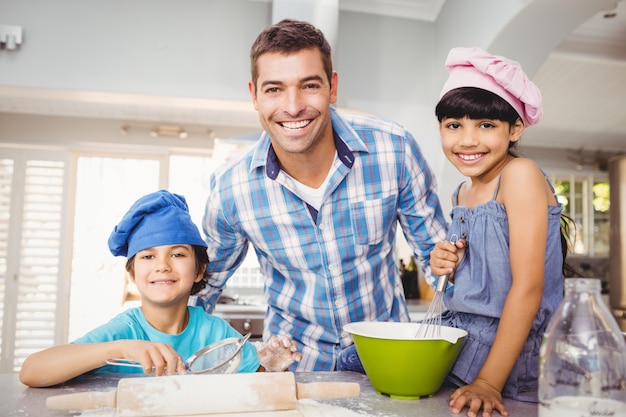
[351, 196, 396, 246]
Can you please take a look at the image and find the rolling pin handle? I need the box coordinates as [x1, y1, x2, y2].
[295, 381, 360, 400]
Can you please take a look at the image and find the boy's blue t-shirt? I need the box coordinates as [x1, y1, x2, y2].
[73, 305, 260, 373]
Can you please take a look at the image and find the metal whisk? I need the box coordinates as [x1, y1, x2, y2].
[414, 273, 449, 339]
[414, 234, 458, 339]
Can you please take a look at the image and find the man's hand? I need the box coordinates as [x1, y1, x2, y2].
[254, 335, 302, 372]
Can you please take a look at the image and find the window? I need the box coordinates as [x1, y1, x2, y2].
[550, 172, 610, 256]
[69, 152, 264, 342]
[1, 142, 265, 372]
[69, 155, 162, 341]
[0, 150, 69, 372]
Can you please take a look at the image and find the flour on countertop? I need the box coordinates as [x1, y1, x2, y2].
[76, 400, 389, 417]
[77, 408, 116, 417]
[297, 399, 392, 417]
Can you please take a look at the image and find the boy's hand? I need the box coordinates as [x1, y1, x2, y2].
[254, 335, 302, 372]
[118, 340, 185, 376]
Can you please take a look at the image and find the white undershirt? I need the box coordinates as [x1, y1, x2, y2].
[290, 154, 337, 210]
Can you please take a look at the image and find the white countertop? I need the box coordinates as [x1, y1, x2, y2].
[3, 371, 538, 417]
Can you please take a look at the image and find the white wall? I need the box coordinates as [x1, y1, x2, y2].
[0, 0, 601, 218]
[0, 0, 265, 100]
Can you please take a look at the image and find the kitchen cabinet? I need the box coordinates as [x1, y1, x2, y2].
[213, 298, 432, 340]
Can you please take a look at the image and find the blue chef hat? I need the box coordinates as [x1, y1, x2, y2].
[108, 190, 207, 259]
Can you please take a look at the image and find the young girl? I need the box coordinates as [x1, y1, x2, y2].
[430, 47, 566, 417]
[19, 190, 301, 387]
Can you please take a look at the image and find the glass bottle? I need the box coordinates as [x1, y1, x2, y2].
[539, 278, 626, 416]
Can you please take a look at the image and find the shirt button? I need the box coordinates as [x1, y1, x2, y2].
[319, 224, 325, 230]
[461, 232, 468, 239]
[329, 265, 335, 271]
[335, 300, 341, 307]
[459, 217, 465, 223]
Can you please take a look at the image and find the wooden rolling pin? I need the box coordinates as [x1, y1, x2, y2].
[46, 372, 360, 416]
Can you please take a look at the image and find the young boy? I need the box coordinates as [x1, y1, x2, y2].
[20, 190, 301, 387]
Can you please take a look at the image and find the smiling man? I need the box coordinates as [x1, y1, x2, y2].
[196, 19, 448, 372]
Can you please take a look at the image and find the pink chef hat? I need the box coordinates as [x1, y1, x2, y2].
[440, 47, 543, 126]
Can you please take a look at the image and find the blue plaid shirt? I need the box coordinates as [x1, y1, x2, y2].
[197, 107, 447, 371]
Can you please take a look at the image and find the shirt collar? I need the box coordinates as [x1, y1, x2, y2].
[250, 106, 368, 180]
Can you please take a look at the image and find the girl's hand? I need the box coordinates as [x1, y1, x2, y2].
[254, 335, 302, 372]
[117, 340, 185, 376]
[430, 239, 466, 278]
[449, 378, 508, 417]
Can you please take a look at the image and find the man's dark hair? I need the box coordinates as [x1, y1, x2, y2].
[250, 19, 333, 91]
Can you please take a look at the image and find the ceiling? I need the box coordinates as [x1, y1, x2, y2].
[527, 0, 626, 157]
[0, 0, 625, 157]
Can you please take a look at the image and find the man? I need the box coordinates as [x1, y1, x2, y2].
[197, 19, 447, 371]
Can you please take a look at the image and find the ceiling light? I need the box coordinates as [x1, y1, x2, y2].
[151, 125, 187, 138]
[120, 124, 194, 139]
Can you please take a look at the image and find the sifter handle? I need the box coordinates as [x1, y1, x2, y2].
[105, 358, 144, 368]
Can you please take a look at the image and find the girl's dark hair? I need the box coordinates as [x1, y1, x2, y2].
[250, 18, 333, 91]
[436, 87, 522, 156]
[125, 245, 209, 296]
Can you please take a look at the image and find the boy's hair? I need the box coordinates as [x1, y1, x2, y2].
[125, 244, 209, 296]
[249, 18, 333, 91]
[436, 87, 522, 155]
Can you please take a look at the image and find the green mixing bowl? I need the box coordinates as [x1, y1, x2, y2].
[343, 321, 467, 400]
